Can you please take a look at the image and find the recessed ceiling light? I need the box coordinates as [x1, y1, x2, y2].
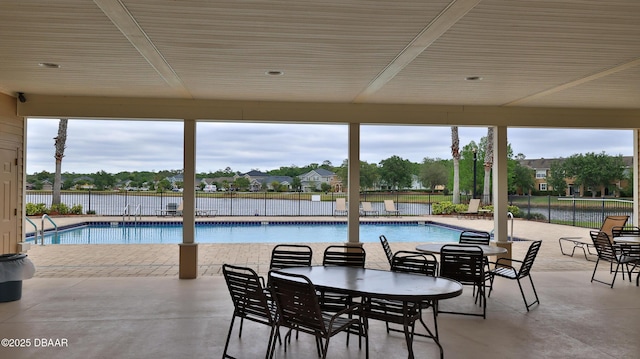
[465, 76, 482, 81]
[265, 70, 284, 76]
[39, 63, 61, 69]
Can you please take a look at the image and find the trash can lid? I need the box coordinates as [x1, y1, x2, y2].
[0, 253, 27, 262]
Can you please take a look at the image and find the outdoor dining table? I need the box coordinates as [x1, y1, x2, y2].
[415, 242, 508, 256]
[279, 266, 463, 359]
[613, 236, 640, 244]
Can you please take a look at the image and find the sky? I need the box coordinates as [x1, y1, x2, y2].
[25, 118, 633, 175]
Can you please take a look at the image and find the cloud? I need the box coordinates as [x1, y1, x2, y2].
[25, 118, 633, 174]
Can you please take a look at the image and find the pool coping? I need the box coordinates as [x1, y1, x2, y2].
[27, 216, 525, 242]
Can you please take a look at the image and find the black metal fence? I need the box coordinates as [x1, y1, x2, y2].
[26, 191, 635, 230]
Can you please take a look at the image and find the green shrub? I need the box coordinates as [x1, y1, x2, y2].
[70, 204, 83, 215]
[26, 203, 47, 216]
[50, 203, 70, 215]
[432, 201, 457, 215]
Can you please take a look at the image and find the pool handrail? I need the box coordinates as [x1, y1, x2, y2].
[41, 214, 58, 245]
[26, 216, 39, 244]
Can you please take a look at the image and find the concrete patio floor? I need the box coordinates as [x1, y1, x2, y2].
[1, 216, 639, 358]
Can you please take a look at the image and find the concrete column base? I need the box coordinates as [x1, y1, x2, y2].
[179, 243, 198, 279]
[494, 241, 512, 267]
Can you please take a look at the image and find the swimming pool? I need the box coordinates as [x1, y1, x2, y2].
[32, 221, 465, 245]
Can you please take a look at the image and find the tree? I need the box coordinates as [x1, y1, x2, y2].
[378, 155, 412, 190]
[93, 170, 115, 190]
[451, 127, 461, 204]
[548, 160, 568, 196]
[52, 119, 68, 205]
[419, 158, 449, 191]
[234, 177, 250, 191]
[335, 160, 379, 191]
[320, 182, 332, 192]
[511, 162, 535, 195]
[270, 181, 283, 192]
[482, 128, 494, 204]
[563, 152, 625, 197]
[360, 162, 379, 190]
[291, 177, 302, 191]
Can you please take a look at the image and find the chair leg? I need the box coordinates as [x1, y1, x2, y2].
[222, 315, 237, 359]
[590, 258, 601, 283]
[527, 275, 540, 309]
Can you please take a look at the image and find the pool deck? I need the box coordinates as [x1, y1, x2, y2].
[25, 215, 597, 277]
[6, 216, 640, 359]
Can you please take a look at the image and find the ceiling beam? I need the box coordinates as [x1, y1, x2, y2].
[17, 94, 640, 129]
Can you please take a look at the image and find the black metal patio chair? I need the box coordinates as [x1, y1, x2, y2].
[222, 264, 279, 359]
[268, 270, 368, 359]
[589, 230, 636, 288]
[438, 245, 486, 318]
[488, 240, 542, 311]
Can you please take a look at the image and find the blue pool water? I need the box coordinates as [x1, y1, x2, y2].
[33, 221, 464, 245]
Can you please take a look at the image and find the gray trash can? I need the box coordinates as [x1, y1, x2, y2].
[0, 253, 36, 302]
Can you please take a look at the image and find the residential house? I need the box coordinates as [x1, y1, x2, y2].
[519, 156, 633, 196]
[298, 168, 336, 192]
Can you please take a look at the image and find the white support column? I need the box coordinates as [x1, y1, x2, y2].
[180, 119, 197, 279]
[493, 126, 509, 243]
[634, 130, 639, 227]
[347, 123, 360, 244]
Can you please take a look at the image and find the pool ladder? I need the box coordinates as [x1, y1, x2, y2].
[26, 215, 58, 245]
[123, 204, 141, 225]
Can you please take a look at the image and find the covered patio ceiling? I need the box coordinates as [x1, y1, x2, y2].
[2, 0, 640, 279]
[0, 0, 639, 124]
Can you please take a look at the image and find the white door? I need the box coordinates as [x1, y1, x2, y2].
[0, 147, 18, 253]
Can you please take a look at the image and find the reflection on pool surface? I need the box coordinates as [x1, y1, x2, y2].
[33, 221, 464, 245]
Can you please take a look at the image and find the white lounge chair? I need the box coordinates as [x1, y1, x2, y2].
[157, 202, 179, 216]
[457, 198, 481, 219]
[360, 202, 378, 217]
[334, 198, 348, 216]
[384, 200, 400, 216]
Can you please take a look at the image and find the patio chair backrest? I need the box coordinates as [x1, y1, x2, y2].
[391, 250, 438, 276]
[515, 240, 542, 279]
[611, 226, 640, 238]
[336, 198, 347, 211]
[600, 216, 629, 242]
[467, 199, 481, 212]
[439, 245, 484, 286]
[384, 200, 397, 212]
[222, 264, 275, 325]
[589, 231, 618, 262]
[323, 245, 366, 267]
[270, 244, 313, 270]
[379, 235, 394, 266]
[459, 230, 491, 245]
[268, 270, 327, 335]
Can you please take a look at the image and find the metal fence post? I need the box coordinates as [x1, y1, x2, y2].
[547, 195, 551, 223]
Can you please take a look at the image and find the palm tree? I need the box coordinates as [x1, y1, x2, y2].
[52, 119, 68, 206]
[451, 126, 460, 204]
[482, 127, 493, 204]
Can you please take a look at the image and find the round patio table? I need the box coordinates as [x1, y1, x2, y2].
[278, 266, 462, 359]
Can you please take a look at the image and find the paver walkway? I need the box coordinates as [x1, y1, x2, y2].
[25, 215, 598, 277]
